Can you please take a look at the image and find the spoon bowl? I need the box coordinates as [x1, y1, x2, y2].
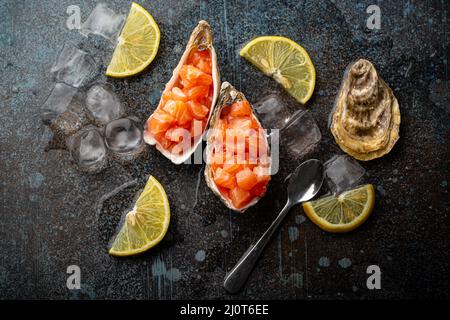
[287, 159, 324, 204]
[224, 159, 324, 294]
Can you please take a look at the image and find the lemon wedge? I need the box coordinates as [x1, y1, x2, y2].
[109, 176, 170, 256]
[302, 184, 375, 233]
[106, 2, 160, 77]
[240, 36, 315, 104]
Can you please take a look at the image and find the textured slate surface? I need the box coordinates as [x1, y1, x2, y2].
[0, 0, 449, 299]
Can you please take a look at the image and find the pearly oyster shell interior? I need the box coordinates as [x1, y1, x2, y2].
[143, 20, 220, 164]
[330, 59, 400, 161]
[204, 82, 271, 213]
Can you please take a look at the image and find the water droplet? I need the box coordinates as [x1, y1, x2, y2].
[338, 258, 352, 269]
[318, 256, 330, 267]
[195, 250, 206, 262]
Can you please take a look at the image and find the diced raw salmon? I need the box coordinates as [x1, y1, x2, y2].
[252, 119, 262, 130]
[210, 153, 223, 169]
[171, 87, 189, 101]
[195, 58, 212, 74]
[223, 161, 243, 175]
[161, 90, 172, 104]
[171, 140, 191, 155]
[217, 186, 230, 199]
[210, 97, 270, 208]
[180, 78, 196, 89]
[253, 165, 270, 183]
[247, 130, 259, 152]
[242, 156, 257, 170]
[179, 65, 213, 86]
[159, 136, 174, 150]
[187, 49, 211, 66]
[187, 51, 201, 66]
[163, 100, 185, 118]
[210, 149, 229, 165]
[185, 85, 209, 102]
[163, 100, 193, 125]
[148, 111, 176, 135]
[247, 130, 268, 163]
[229, 187, 252, 209]
[227, 117, 253, 133]
[190, 119, 205, 138]
[229, 100, 251, 117]
[250, 182, 267, 197]
[187, 101, 209, 119]
[220, 105, 232, 118]
[177, 107, 193, 126]
[236, 168, 258, 191]
[224, 129, 246, 156]
[148, 48, 213, 157]
[200, 94, 213, 108]
[210, 120, 226, 149]
[165, 127, 190, 142]
[214, 167, 237, 189]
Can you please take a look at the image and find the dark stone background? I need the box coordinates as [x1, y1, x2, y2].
[0, 0, 448, 299]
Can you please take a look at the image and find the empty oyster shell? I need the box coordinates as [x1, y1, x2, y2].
[205, 82, 271, 213]
[143, 20, 220, 164]
[330, 59, 400, 161]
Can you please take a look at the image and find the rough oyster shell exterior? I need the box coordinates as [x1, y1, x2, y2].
[330, 59, 400, 161]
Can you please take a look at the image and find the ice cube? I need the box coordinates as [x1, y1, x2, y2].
[254, 94, 292, 129]
[51, 44, 97, 88]
[280, 110, 321, 158]
[324, 155, 366, 194]
[104, 118, 144, 161]
[41, 83, 78, 123]
[85, 84, 124, 125]
[80, 3, 126, 43]
[49, 99, 92, 139]
[68, 127, 107, 173]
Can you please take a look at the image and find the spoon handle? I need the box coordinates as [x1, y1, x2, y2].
[223, 201, 293, 293]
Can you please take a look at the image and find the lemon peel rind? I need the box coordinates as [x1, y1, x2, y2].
[239, 36, 316, 104]
[108, 176, 170, 256]
[106, 2, 161, 78]
[302, 184, 375, 233]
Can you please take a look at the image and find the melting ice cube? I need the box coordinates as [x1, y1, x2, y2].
[68, 128, 107, 172]
[104, 118, 143, 153]
[41, 83, 78, 123]
[254, 94, 292, 129]
[80, 3, 126, 43]
[49, 99, 92, 138]
[51, 44, 97, 88]
[280, 110, 321, 158]
[324, 155, 366, 194]
[86, 84, 124, 124]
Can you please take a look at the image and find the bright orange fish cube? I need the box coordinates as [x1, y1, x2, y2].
[188, 101, 209, 119]
[229, 187, 252, 209]
[179, 65, 213, 86]
[223, 161, 243, 175]
[251, 182, 267, 197]
[229, 100, 251, 117]
[214, 167, 237, 189]
[163, 100, 192, 125]
[165, 127, 190, 142]
[195, 58, 212, 74]
[236, 168, 258, 191]
[253, 165, 270, 183]
[171, 87, 188, 101]
[185, 85, 209, 102]
[148, 110, 175, 135]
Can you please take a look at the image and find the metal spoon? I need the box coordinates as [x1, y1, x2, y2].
[223, 159, 324, 294]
